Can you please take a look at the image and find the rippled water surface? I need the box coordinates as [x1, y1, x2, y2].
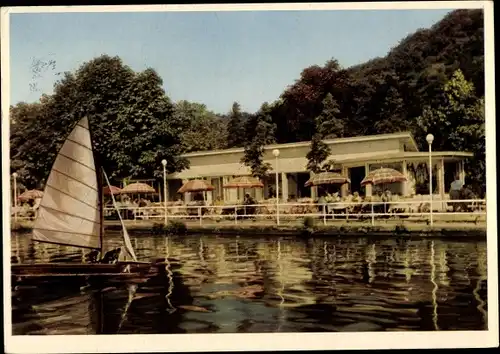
[11, 232, 487, 334]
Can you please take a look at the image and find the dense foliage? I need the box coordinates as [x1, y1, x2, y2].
[175, 100, 228, 153]
[226, 102, 249, 148]
[10, 56, 189, 188]
[240, 103, 277, 179]
[273, 9, 486, 192]
[10, 9, 486, 193]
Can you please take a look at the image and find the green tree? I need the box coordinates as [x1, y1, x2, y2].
[306, 93, 340, 173]
[306, 134, 330, 174]
[10, 100, 52, 188]
[175, 100, 228, 153]
[417, 69, 485, 194]
[226, 102, 247, 148]
[241, 102, 276, 179]
[10, 55, 189, 188]
[316, 93, 343, 138]
[271, 9, 483, 143]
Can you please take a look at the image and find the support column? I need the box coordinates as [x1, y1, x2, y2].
[182, 179, 191, 203]
[222, 176, 229, 202]
[206, 178, 213, 205]
[310, 172, 317, 200]
[340, 166, 348, 197]
[281, 172, 289, 202]
[459, 160, 465, 183]
[437, 159, 445, 196]
[438, 158, 445, 211]
[402, 160, 408, 197]
[364, 163, 372, 197]
[295, 173, 300, 199]
[255, 181, 263, 201]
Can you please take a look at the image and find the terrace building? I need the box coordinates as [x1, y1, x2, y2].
[166, 132, 471, 204]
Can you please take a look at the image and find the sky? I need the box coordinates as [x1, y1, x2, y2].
[9, 8, 453, 114]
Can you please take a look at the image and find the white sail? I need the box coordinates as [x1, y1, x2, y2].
[33, 117, 101, 250]
[102, 169, 137, 261]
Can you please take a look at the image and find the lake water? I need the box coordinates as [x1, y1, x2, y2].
[10, 232, 488, 334]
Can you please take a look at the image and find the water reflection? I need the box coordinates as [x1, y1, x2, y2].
[11, 232, 488, 334]
[430, 241, 439, 330]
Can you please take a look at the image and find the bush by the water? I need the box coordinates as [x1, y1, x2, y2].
[300, 216, 316, 238]
[394, 224, 409, 235]
[303, 216, 315, 229]
[151, 220, 187, 235]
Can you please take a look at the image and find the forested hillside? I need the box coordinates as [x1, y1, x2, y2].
[10, 9, 485, 193]
[238, 9, 485, 192]
[265, 9, 484, 146]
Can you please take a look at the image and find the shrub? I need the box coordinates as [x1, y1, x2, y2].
[165, 220, 187, 235]
[151, 223, 165, 235]
[394, 224, 409, 235]
[303, 216, 315, 229]
[151, 220, 187, 235]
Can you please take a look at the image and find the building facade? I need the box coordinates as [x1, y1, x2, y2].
[167, 132, 472, 203]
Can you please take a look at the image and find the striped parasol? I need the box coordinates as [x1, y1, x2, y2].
[18, 189, 44, 202]
[223, 176, 264, 189]
[120, 182, 156, 194]
[103, 185, 122, 196]
[304, 172, 350, 187]
[361, 168, 407, 186]
[178, 179, 215, 194]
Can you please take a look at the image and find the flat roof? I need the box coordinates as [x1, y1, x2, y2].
[338, 151, 474, 165]
[181, 131, 419, 158]
[170, 150, 472, 179]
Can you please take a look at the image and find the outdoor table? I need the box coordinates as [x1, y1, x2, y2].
[221, 205, 244, 215]
[187, 203, 207, 216]
[328, 203, 348, 213]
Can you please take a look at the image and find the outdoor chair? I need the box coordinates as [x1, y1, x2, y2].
[346, 205, 362, 220]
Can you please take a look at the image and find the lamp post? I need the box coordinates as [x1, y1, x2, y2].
[12, 172, 18, 222]
[272, 149, 280, 226]
[161, 159, 168, 225]
[426, 134, 434, 227]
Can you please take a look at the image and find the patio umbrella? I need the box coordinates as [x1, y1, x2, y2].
[304, 172, 350, 187]
[120, 182, 156, 194]
[361, 167, 407, 186]
[103, 185, 122, 196]
[223, 176, 264, 202]
[178, 179, 215, 194]
[223, 176, 264, 189]
[18, 189, 43, 202]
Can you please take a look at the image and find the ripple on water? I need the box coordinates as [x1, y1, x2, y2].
[10, 232, 488, 334]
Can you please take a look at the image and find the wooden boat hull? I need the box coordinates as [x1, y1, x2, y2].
[11, 261, 161, 280]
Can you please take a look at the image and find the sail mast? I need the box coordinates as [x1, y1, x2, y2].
[87, 117, 105, 255]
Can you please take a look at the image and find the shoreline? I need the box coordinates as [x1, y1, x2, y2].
[11, 219, 487, 240]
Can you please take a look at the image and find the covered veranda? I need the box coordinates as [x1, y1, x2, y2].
[334, 151, 472, 200]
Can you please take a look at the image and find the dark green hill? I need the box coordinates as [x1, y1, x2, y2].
[271, 9, 484, 145]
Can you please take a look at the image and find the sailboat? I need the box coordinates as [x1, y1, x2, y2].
[11, 117, 162, 280]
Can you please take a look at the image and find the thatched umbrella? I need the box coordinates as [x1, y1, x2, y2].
[120, 182, 157, 205]
[223, 176, 264, 189]
[361, 168, 407, 186]
[120, 182, 156, 194]
[178, 179, 215, 204]
[304, 172, 350, 187]
[18, 189, 43, 202]
[178, 179, 215, 194]
[223, 176, 264, 201]
[103, 185, 122, 196]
